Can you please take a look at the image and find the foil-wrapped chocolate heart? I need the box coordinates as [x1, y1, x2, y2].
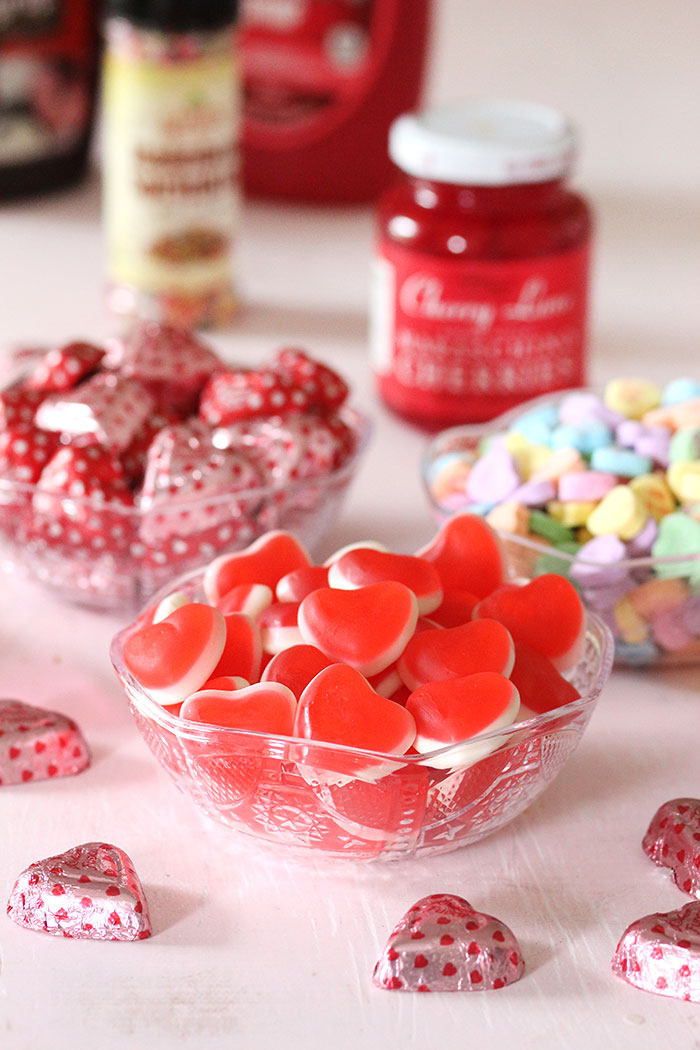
[7, 842, 151, 941]
[0, 699, 90, 786]
[643, 798, 700, 899]
[612, 900, 700, 1003]
[372, 893, 524, 992]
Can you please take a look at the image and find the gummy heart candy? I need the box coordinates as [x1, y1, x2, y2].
[203, 530, 311, 605]
[397, 619, 515, 692]
[373, 893, 524, 992]
[0, 699, 90, 787]
[406, 673, 520, 769]
[261, 644, 334, 699]
[642, 798, 700, 899]
[508, 641, 580, 716]
[210, 612, 262, 683]
[7, 842, 151, 941]
[123, 603, 226, 706]
[276, 565, 329, 602]
[473, 574, 585, 671]
[416, 514, 507, 599]
[429, 589, 479, 628]
[327, 548, 443, 615]
[612, 900, 700, 1003]
[216, 583, 273, 619]
[293, 664, 416, 778]
[298, 582, 418, 676]
[180, 681, 297, 736]
[258, 601, 303, 654]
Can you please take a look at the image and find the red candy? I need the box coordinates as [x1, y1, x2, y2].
[216, 582, 273, 618]
[203, 530, 311, 605]
[276, 564, 329, 602]
[397, 619, 515, 691]
[642, 798, 700, 899]
[7, 842, 151, 942]
[373, 894, 525, 992]
[474, 575, 585, 671]
[416, 513, 506, 599]
[327, 548, 443, 615]
[258, 601, 303, 654]
[509, 641, 580, 716]
[210, 612, 262, 683]
[123, 603, 226, 706]
[181, 681, 296, 736]
[26, 340, 104, 393]
[35, 373, 155, 451]
[298, 581, 418, 676]
[261, 644, 334, 699]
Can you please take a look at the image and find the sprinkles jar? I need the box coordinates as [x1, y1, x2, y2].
[370, 100, 593, 428]
[102, 0, 240, 330]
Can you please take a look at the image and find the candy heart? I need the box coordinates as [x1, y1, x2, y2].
[258, 601, 303, 654]
[203, 530, 311, 606]
[397, 619, 515, 692]
[473, 574, 585, 671]
[261, 644, 334, 699]
[0, 699, 90, 787]
[180, 682, 297, 736]
[123, 603, 226, 706]
[216, 583, 273, 619]
[6, 842, 151, 941]
[429, 589, 479, 628]
[294, 664, 416, 779]
[276, 565, 329, 603]
[26, 340, 105, 392]
[373, 893, 524, 992]
[508, 641, 580, 716]
[273, 347, 349, 411]
[116, 321, 220, 413]
[327, 548, 443, 615]
[406, 673, 520, 769]
[152, 590, 189, 623]
[298, 582, 418, 677]
[415, 514, 507, 599]
[210, 612, 262, 683]
[612, 900, 700, 1003]
[35, 373, 155, 451]
[323, 539, 388, 566]
[642, 798, 700, 899]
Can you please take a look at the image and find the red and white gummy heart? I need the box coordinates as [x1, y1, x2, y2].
[642, 797, 700, 899]
[7, 841, 151, 941]
[611, 900, 700, 1003]
[373, 893, 524, 992]
[0, 699, 90, 786]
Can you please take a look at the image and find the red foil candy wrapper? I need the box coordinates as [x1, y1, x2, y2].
[612, 901, 700, 1003]
[114, 322, 220, 414]
[373, 893, 524, 992]
[643, 798, 700, 899]
[0, 699, 90, 786]
[35, 373, 155, 451]
[7, 842, 152, 941]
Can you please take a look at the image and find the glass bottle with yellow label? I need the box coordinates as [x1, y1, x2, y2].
[102, 0, 240, 330]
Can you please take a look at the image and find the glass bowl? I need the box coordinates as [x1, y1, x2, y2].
[0, 406, 370, 613]
[422, 392, 700, 668]
[110, 566, 614, 861]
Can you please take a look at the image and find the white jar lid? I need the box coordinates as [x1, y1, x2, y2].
[388, 100, 578, 186]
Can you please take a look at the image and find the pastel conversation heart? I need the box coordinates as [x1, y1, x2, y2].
[373, 893, 524, 992]
[406, 673, 520, 769]
[473, 574, 585, 671]
[298, 582, 418, 677]
[328, 548, 443, 615]
[0, 699, 90, 787]
[397, 619, 515, 692]
[123, 603, 226, 706]
[416, 514, 507, 599]
[612, 900, 700, 1003]
[180, 682, 297, 736]
[203, 530, 311, 605]
[7, 842, 151, 941]
[294, 664, 416, 780]
[642, 798, 700, 899]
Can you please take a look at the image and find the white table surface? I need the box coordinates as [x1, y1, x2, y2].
[2, 3, 700, 1038]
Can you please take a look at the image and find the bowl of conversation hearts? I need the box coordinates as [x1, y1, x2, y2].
[422, 379, 700, 668]
[110, 518, 614, 860]
[0, 327, 370, 612]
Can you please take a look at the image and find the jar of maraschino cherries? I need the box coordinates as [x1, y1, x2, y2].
[369, 100, 593, 428]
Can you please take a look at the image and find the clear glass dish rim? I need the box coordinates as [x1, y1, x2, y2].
[110, 593, 614, 769]
[421, 386, 700, 573]
[0, 405, 372, 520]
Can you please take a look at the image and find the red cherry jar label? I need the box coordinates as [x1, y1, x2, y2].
[370, 239, 590, 425]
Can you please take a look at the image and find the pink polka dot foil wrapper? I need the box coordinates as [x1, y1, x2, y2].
[642, 797, 700, 899]
[373, 893, 524, 992]
[0, 699, 90, 787]
[612, 901, 700, 1003]
[7, 842, 151, 941]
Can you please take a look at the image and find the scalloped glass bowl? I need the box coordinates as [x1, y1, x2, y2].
[0, 407, 370, 613]
[422, 393, 700, 668]
[110, 564, 614, 861]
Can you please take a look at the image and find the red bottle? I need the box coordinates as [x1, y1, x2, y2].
[239, 0, 431, 203]
[370, 100, 593, 428]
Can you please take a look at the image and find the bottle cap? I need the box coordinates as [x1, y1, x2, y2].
[108, 0, 238, 32]
[389, 100, 577, 186]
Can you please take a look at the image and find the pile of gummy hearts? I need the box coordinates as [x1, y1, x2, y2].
[121, 513, 587, 774]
